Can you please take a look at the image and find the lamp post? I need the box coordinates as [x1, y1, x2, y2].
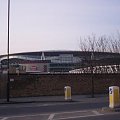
[91, 52, 94, 98]
[7, 0, 10, 102]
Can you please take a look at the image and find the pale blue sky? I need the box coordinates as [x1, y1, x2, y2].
[0, 0, 120, 55]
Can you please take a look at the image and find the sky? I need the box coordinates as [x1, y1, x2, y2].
[0, 0, 120, 55]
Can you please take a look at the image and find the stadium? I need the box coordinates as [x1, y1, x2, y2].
[0, 50, 120, 74]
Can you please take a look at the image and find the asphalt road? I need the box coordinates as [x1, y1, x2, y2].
[0, 97, 119, 120]
[0, 101, 107, 117]
[0, 108, 120, 120]
[59, 113, 120, 120]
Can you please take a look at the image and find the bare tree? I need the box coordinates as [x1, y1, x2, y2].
[79, 32, 120, 53]
[87, 34, 96, 52]
[79, 37, 89, 51]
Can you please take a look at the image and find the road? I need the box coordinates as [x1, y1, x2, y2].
[0, 101, 107, 117]
[0, 97, 120, 120]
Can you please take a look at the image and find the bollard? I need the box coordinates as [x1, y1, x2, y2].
[109, 86, 120, 108]
[64, 86, 72, 101]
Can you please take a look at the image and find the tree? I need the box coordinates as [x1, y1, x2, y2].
[79, 32, 120, 53]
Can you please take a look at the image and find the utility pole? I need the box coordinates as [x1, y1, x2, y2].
[7, 0, 10, 102]
[91, 52, 94, 98]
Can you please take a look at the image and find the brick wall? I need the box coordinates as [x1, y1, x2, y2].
[0, 73, 120, 98]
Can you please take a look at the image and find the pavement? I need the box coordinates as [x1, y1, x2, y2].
[0, 94, 109, 104]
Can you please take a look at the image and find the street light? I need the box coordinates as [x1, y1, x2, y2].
[91, 52, 94, 98]
[7, 0, 10, 102]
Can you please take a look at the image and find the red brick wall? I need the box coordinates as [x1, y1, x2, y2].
[5, 73, 120, 97]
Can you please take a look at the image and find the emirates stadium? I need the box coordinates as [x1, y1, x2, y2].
[0, 50, 120, 74]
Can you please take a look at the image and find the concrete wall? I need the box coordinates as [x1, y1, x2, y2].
[0, 73, 120, 98]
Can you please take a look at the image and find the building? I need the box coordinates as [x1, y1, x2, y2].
[0, 50, 120, 73]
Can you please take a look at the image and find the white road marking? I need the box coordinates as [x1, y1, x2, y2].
[0, 110, 91, 119]
[0, 110, 105, 120]
[92, 110, 102, 115]
[1, 113, 50, 119]
[55, 110, 91, 115]
[55, 114, 104, 120]
[1, 117, 8, 120]
[48, 113, 55, 120]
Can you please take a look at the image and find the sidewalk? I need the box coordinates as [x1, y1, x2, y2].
[0, 94, 108, 104]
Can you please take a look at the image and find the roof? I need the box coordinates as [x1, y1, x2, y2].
[0, 50, 120, 59]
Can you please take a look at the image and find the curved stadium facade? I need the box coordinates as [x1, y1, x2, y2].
[0, 50, 120, 73]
